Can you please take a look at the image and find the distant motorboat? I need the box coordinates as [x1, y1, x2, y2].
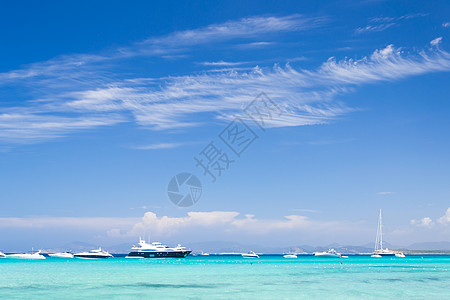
[48, 251, 74, 258]
[7, 250, 46, 259]
[372, 210, 396, 257]
[371, 254, 382, 258]
[314, 249, 341, 258]
[242, 251, 259, 258]
[283, 254, 298, 259]
[0, 251, 6, 258]
[395, 252, 406, 258]
[200, 251, 210, 256]
[74, 248, 113, 259]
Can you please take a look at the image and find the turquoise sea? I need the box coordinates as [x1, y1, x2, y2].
[1, 255, 449, 299]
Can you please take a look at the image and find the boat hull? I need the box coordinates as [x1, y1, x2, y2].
[314, 253, 341, 258]
[48, 253, 74, 258]
[126, 250, 191, 258]
[74, 255, 112, 259]
[7, 254, 45, 259]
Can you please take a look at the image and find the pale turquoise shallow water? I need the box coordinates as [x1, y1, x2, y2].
[1, 255, 449, 299]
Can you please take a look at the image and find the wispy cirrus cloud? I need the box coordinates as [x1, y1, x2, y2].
[355, 23, 396, 33]
[0, 14, 323, 84]
[356, 13, 427, 33]
[377, 191, 394, 195]
[199, 61, 247, 67]
[132, 142, 187, 150]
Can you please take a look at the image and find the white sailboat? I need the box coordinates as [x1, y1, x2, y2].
[371, 209, 396, 257]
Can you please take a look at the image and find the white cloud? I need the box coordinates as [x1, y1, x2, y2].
[430, 37, 443, 46]
[0, 112, 125, 143]
[0, 15, 322, 84]
[0, 211, 368, 245]
[377, 191, 393, 195]
[237, 41, 275, 48]
[0, 216, 139, 230]
[442, 22, 450, 28]
[108, 211, 358, 239]
[136, 14, 324, 52]
[355, 23, 395, 33]
[119, 211, 240, 237]
[357, 13, 427, 34]
[437, 207, 450, 225]
[291, 208, 321, 213]
[411, 217, 434, 228]
[410, 207, 450, 229]
[200, 61, 245, 66]
[132, 142, 186, 150]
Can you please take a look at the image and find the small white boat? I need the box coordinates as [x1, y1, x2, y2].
[74, 248, 113, 259]
[395, 252, 405, 258]
[200, 251, 210, 256]
[0, 251, 6, 258]
[314, 249, 341, 258]
[283, 254, 298, 258]
[371, 254, 382, 258]
[242, 251, 259, 258]
[48, 251, 74, 258]
[7, 250, 46, 259]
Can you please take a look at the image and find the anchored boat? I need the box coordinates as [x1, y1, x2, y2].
[371, 209, 396, 257]
[74, 248, 113, 259]
[314, 249, 341, 258]
[7, 250, 46, 259]
[126, 238, 191, 258]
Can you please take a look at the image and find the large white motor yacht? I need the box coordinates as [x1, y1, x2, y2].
[314, 249, 341, 258]
[7, 250, 46, 259]
[126, 238, 191, 258]
[74, 248, 113, 259]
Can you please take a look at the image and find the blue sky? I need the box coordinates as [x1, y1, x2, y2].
[1, 0, 450, 250]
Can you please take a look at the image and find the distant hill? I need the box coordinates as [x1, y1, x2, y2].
[185, 241, 374, 254]
[406, 241, 450, 250]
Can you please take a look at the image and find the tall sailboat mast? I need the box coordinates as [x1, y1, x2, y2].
[374, 209, 383, 251]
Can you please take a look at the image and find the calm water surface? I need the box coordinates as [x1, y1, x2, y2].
[1, 255, 449, 299]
